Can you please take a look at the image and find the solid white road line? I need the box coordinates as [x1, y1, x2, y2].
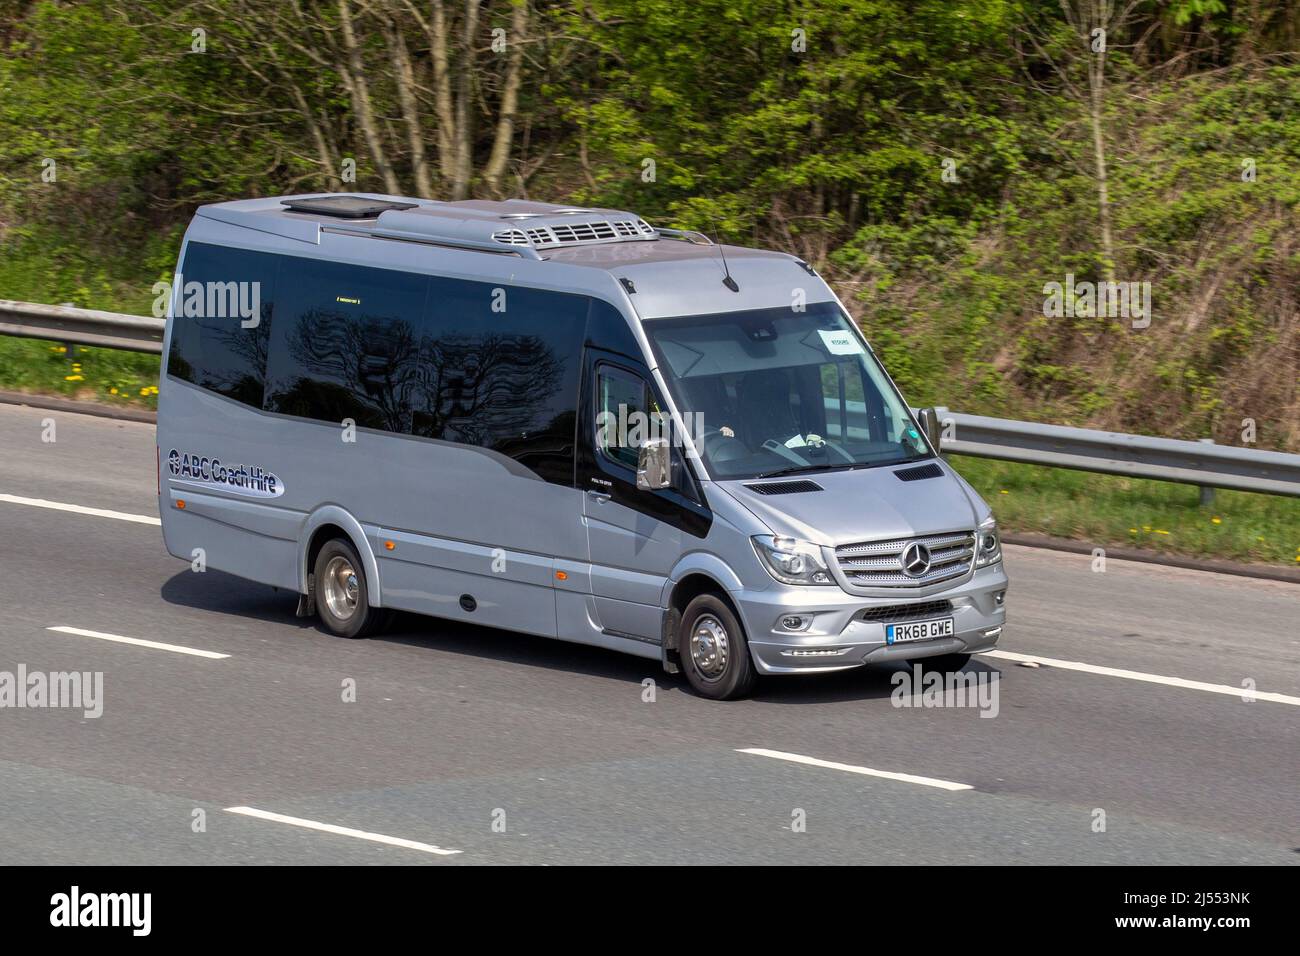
[224, 807, 462, 856]
[47, 626, 230, 660]
[738, 748, 973, 791]
[984, 649, 1300, 706]
[0, 493, 160, 525]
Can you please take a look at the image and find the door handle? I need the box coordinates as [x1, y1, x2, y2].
[586, 489, 612, 503]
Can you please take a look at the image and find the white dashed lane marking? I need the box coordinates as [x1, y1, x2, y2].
[984, 650, 1300, 706]
[0, 493, 160, 525]
[47, 626, 230, 660]
[224, 807, 462, 856]
[738, 748, 973, 791]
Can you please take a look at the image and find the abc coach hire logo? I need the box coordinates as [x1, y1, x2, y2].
[168, 448, 284, 498]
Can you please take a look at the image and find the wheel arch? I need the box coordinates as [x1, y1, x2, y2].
[660, 555, 746, 668]
[298, 506, 384, 607]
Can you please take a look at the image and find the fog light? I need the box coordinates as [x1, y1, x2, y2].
[984, 626, 1002, 639]
[779, 615, 811, 631]
[994, 590, 1005, 606]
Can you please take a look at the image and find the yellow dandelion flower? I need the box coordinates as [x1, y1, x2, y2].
[1211, 517, 1221, 524]
[1155, 530, 1170, 535]
[999, 489, 1009, 495]
[64, 374, 83, 381]
[109, 387, 118, 395]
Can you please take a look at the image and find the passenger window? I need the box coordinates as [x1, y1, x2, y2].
[166, 242, 278, 408]
[596, 366, 651, 470]
[263, 256, 428, 432]
[261, 261, 587, 484]
[414, 279, 587, 483]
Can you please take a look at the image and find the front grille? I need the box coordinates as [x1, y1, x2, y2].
[859, 599, 953, 623]
[834, 530, 975, 588]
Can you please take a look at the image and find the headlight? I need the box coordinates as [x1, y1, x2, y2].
[975, 518, 1002, 567]
[752, 535, 835, 586]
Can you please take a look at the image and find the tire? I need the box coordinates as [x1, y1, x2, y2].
[678, 593, 757, 700]
[913, 652, 972, 672]
[313, 537, 389, 639]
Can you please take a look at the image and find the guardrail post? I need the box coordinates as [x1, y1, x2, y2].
[60, 304, 77, 371]
[1198, 438, 1215, 507]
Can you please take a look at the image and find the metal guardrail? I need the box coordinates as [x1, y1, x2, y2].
[0, 300, 1297, 497]
[0, 299, 164, 353]
[924, 407, 1300, 498]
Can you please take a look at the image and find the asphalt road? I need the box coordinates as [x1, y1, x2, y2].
[0, 402, 1296, 864]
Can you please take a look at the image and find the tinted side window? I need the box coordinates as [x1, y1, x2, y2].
[586, 298, 642, 359]
[263, 257, 429, 433]
[166, 242, 278, 407]
[413, 279, 586, 483]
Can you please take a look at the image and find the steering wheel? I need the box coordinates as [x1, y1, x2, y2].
[699, 427, 748, 463]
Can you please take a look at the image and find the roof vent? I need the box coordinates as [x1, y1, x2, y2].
[281, 196, 418, 219]
[744, 480, 825, 495]
[894, 463, 944, 482]
[490, 218, 656, 249]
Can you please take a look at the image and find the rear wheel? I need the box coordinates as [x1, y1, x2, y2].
[313, 538, 389, 639]
[679, 594, 757, 700]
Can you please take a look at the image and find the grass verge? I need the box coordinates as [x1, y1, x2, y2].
[954, 456, 1300, 567]
[0, 337, 159, 409]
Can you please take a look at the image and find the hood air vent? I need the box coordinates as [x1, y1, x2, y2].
[894, 463, 944, 482]
[744, 480, 824, 495]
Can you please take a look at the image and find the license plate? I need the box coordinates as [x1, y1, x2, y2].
[886, 617, 955, 645]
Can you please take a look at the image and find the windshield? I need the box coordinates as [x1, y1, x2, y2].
[644, 302, 930, 480]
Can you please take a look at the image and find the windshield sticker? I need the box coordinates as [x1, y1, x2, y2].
[167, 448, 283, 498]
[817, 328, 864, 355]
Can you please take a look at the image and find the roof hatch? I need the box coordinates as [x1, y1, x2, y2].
[281, 195, 419, 219]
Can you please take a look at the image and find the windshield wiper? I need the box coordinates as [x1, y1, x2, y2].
[754, 462, 856, 480]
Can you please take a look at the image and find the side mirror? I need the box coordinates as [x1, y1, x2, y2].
[917, 407, 943, 452]
[636, 437, 673, 491]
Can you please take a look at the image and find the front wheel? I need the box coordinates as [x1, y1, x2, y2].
[679, 594, 757, 700]
[313, 538, 389, 639]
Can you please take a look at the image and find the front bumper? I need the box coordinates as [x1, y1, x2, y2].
[737, 563, 1008, 675]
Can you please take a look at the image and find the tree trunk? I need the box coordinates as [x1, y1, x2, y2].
[385, 18, 435, 197]
[429, 0, 457, 183]
[483, 0, 529, 196]
[1088, 0, 1115, 284]
[452, 0, 482, 199]
[337, 0, 401, 195]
